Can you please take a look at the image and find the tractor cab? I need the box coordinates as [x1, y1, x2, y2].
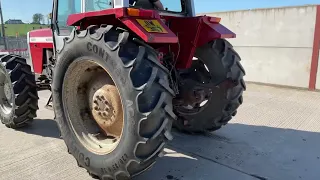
[54, 0, 194, 32]
[50, 0, 197, 59]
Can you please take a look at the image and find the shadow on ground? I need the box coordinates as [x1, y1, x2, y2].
[16, 119, 60, 139]
[15, 119, 320, 180]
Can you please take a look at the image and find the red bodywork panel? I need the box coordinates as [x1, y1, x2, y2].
[28, 7, 236, 74]
[28, 29, 53, 74]
[165, 16, 236, 69]
[67, 8, 178, 43]
[67, 7, 235, 69]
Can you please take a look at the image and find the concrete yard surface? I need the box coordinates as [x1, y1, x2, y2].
[1, 84, 320, 180]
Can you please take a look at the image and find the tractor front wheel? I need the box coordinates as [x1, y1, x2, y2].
[173, 39, 246, 133]
[52, 25, 175, 179]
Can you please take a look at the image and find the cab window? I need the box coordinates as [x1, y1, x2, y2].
[57, 0, 81, 30]
[85, 0, 113, 12]
[161, 0, 182, 12]
[56, 0, 81, 35]
[130, 0, 182, 12]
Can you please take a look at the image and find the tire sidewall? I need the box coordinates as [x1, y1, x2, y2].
[52, 35, 140, 176]
[174, 40, 244, 131]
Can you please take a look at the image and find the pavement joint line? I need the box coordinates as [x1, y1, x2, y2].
[167, 144, 268, 180]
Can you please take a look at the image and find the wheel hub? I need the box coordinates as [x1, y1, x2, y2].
[4, 83, 12, 102]
[93, 94, 115, 122]
[88, 73, 123, 138]
[0, 65, 14, 114]
[173, 57, 214, 113]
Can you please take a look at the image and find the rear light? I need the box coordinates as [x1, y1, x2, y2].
[127, 8, 140, 16]
[127, 8, 154, 17]
[208, 17, 221, 23]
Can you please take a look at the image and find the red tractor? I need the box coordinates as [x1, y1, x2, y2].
[0, 0, 246, 179]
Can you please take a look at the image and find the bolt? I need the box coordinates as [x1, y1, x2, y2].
[100, 96, 105, 100]
[98, 112, 102, 116]
[104, 101, 109, 105]
[183, 120, 189, 126]
[103, 112, 107, 116]
[105, 107, 109, 111]
[93, 100, 98, 104]
[94, 106, 99, 111]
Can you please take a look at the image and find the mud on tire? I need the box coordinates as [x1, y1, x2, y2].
[0, 54, 39, 128]
[174, 39, 246, 133]
[52, 25, 176, 180]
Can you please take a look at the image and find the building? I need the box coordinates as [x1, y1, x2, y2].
[5, 19, 24, 24]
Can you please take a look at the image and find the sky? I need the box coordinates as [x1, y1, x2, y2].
[1, 0, 320, 22]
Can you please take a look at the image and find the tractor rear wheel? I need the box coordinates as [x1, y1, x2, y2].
[0, 54, 39, 128]
[52, 25, 175, 179]
[173, 39, 246, 133]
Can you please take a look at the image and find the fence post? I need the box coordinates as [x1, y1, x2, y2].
[0, 0, 7, 50]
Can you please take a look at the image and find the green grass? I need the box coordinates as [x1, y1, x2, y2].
[0, 24, 50, 37]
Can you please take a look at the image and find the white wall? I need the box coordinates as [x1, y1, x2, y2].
[199, 5, 317, 88]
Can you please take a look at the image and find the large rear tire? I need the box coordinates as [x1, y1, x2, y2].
[0, 54, 39, 128]
[52, 25, 175, 179]
[173, 39, 246, 133]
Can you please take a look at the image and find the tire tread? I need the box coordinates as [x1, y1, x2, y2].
[174, 39, 246, 133]
[58, 25, 175, 180]
[0, 54, 39, 128]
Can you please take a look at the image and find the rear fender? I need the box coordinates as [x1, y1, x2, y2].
[168, 16, 236, 69]
[196, 16, 236, 47]
[67, 8, 178, 44]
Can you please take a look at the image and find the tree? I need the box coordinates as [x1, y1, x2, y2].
[32, 13, 44, 24]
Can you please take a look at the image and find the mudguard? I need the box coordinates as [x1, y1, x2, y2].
[67, 8, 178, 44]
[67, 9, 235, 69]
[167, 15, 236, 69]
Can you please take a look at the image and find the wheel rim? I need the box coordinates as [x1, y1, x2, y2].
[0, 65, 14, 115]
[174, 57, 213, 115]
[62, 60, 124, 155]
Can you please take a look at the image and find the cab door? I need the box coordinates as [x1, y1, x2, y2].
[51, 0, 83, 53]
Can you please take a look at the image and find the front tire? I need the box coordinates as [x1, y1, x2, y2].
[52, 25, 175, 179]
[0, 54, 39, 128]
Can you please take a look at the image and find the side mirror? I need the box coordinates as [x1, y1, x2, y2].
[48, 13, 52, 19]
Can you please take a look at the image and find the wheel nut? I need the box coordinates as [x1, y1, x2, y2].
[103, 112, 107, 116]
[100, 96, 105, 100]
[94, 106, 99, 111]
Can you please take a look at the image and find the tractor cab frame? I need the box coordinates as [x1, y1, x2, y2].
[51, 0, 195, 54]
